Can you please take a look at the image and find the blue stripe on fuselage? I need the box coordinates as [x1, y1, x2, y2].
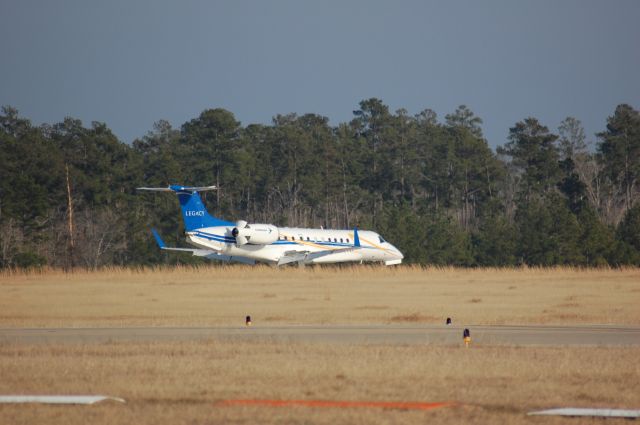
[192, 230, 368, 249]
[193, 231, 234, 243]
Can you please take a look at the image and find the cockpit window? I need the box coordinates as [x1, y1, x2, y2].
[378, 236, 386, 243]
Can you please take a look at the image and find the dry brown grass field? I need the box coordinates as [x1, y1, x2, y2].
[1, 265, 639, 327]
[1, 340, 639, 425]
[1, 266, 639, 424]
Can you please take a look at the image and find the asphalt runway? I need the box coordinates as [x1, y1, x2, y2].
[1, 325, 639, 346]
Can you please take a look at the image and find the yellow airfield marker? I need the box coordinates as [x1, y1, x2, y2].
[463, 328, 471, 347]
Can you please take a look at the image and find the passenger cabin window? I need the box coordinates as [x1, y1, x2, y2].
[306, 236, 310, 241]
[299, 236, 303, 241]
[334, 238, 337, 243]
[346, 238, 350, 243]
[340, 238, 343, 243]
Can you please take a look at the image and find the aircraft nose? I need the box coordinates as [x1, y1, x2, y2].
[390, 244, 404, 260]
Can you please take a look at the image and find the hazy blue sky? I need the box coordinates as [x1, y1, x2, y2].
[1, 0, 639, 148]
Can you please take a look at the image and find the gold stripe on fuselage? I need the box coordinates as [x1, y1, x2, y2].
[280, 234, 353, 251]
[280, 232, 389, 254]
[357, 236, 392, 253]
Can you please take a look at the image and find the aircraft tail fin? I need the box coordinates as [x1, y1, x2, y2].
[138, 185, 234, 231]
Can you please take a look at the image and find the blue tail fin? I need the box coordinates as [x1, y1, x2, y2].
[169, 185, 234, 230]
[137, 185, 234, 231]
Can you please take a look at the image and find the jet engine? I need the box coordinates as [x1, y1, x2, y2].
[231, 221, 279, 245]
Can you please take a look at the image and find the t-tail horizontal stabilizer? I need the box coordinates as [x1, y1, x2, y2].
[150, 229, 255, 265]
[137, 185, 218, 193]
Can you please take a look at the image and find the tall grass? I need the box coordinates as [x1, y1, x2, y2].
[1, 339, 638, 425]
[1, 266, 639, 327]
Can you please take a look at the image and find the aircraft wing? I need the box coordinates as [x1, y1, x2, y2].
[151, 229, 255, 265]
[277, 250, 310, 266]
[201, 252, 256, 265]
[277, 246, 361, 266]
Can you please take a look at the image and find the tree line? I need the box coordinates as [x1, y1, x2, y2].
[1, 99, 639, 268]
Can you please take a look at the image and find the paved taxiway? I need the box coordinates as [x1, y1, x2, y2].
[1, 325, 639, 346]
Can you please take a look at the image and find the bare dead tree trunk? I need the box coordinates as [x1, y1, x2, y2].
[65, 164, 75, 270]
[340, 155, 350, 228]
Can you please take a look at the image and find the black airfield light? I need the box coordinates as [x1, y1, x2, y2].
[463, 328, 471, 347]
[246, 315, 252, 326]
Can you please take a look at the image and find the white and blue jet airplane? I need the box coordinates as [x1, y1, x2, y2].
[138, 185, 403, 266]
